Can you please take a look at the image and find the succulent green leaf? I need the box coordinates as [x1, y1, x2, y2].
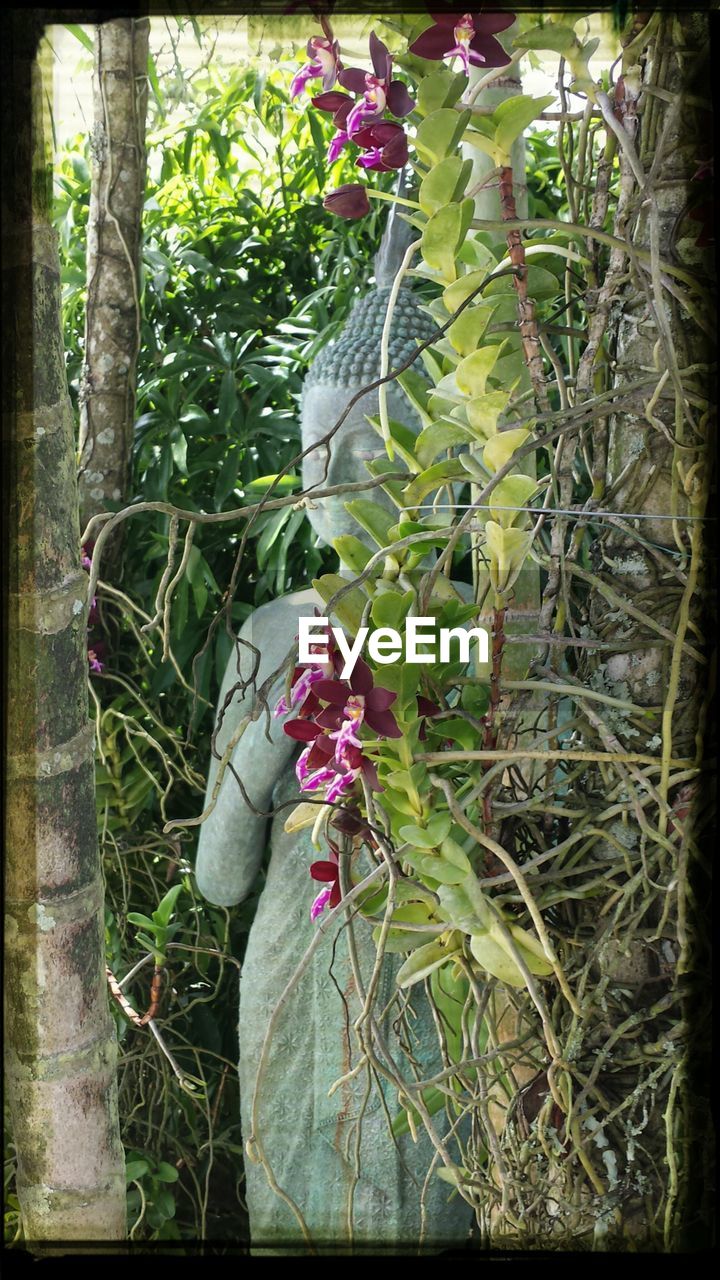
[333, 534, 375, 575]
[488, 474, 538, 527]
[419, 155, 472, 216]
[415, 108, 471, 166]
[446, 303, 496, 357]
[442, 268, 488, 314]
[415, 419, 473, 469]
[153, 883, 184, 928]
[403, 458, 468, 508]
[344, 499, 396, 546]
[416, 67, 469, 116]
[456, 344, 504, 398]
[492, 94, 555, 158]
[483, 428, 531, 472]
[464, 391, 511, 439]
[396, 941, 458, 988]
[312, 574, 366, 634]
[371, 589, 414, 631]
[422, 200, 473, 283]
[512, 23, 578, 53]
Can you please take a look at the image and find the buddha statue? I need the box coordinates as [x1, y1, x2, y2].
[195, 203, 474, 1254]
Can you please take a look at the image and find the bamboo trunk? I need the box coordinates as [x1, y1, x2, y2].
[77, 18, 149, 532]
[4, 29, 126, 1243]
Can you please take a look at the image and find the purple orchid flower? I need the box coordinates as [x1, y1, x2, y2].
[353, 120, 409, 171]
[290, 25, 342, 100]
[409, 11, 514, 74]
[309, 846, 342, 921]
[339, 31, 414, 137]
[323, 183, 371, 219]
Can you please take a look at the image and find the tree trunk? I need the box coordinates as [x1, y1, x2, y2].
[578, 11, 712, 1247]
[77, 18, 149, 531]
[4, 29, 126, 1243]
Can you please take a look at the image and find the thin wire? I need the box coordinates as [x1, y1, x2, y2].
[419, 504, 712, 522]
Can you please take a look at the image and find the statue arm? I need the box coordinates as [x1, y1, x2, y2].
[195, 598, 308, 907]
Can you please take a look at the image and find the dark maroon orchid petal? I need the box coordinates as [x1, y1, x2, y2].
[312, 90, 352, 113]
[381, 129, 409, 167]
[409, 25, 458, 59]
[417, 695, 441, 718]
[360, 756, 382, 791]
[365, 706, 402, 738]
[314, 678, 350, 704]
[306, 738, 335, 769]
[323, 183, 370, 219]
[349, 656, 373, 696]
[369, 120, 404, 145]
[344, 743, 363, 769]
[365, 686, 397, 713]
[471, 13, 517, 36]
[298, 690, 320, 719]
[329, 880, 343, 908]
[338, 66, 368, 94]
[352, 124, 380, 148]
[369, 31, 392, 81]
[316, 705, 344, 730]
[386, 80, 414, 118]
[284, 719, 322, 741]
[310, 859, 340, 882]
[331, 807, 371, 837]
[470, 33, 511, 66]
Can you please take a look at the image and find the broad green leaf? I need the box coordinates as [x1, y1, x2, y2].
[416, 419, 473, 469]
[366, 414, 421, 471]
[413, 852, 469, 884]
[456, 344, 504, 398]
[416, 67, 468, 117]
[415, 108, 471, 166]
[422, 202, 470, 284]
[371, 589, 414, 630]
[397, 369, 433, 428]
[125, 1159, 151, 1182]
[403, 457, 468, 508]
[465, 391, 511, 439]
[443, 267, 490, 314]
[155, 1162, 180, 1183]
[372, 925, 439, 953]
[439, 837, 472, 874]
[312, 574, 366, 635]
[437, 718, 478, 752]
[427, 812, 453, 843]
[396, 942, 458, 988]
[484, 521, 534, 596]
[344, 499, 396, 547]
[483, 428, 531, 472]
[492, 94, 555, 159]
[512, 23, 578, 54]
[127, 913, 156, 931]
[483, 263, 561, 301]
[419, 155, 472, 216]
[333, 534, 377, 576]
[488, 474, 538, 528]
[462, 129, 498, 161]
[153, 883, 184, 928]
[470, 930, 528, 986]
[447, 304, 496, 357]
[283, 802, 322, 834]
[398, 823, 440, 850]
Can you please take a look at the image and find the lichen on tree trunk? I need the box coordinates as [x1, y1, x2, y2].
[77, 18, 149, 531]
[4, 28, 126, 1243]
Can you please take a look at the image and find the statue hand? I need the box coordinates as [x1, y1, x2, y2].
[195, 591, 317, 906]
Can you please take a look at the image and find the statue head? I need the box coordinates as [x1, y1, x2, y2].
[300, 189, 436, 548]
